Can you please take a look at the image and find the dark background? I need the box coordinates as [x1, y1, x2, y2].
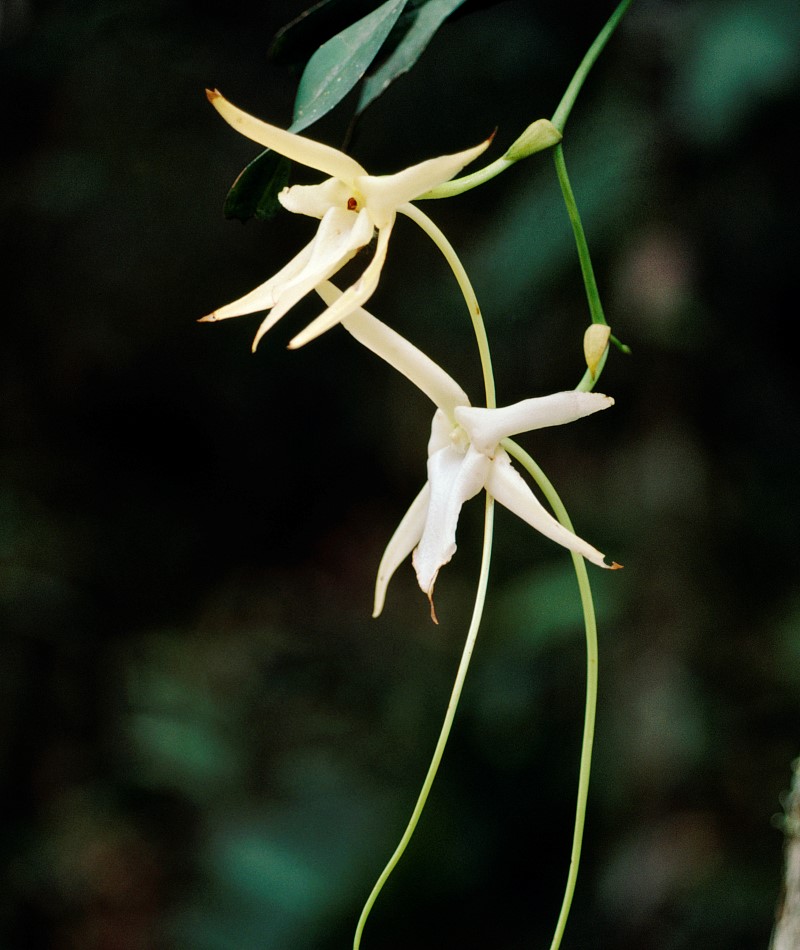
[2, 0, 799, 947]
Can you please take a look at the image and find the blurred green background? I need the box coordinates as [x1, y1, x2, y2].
[2, 0, 799, 947]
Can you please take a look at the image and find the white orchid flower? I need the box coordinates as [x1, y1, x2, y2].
[201, 90, 491, 351]
[315, 283, 620, 620]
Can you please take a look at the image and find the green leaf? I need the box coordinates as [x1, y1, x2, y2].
[269, 0, 382, 67]
[292, 0, 408, 133]
[223, 149, 291, 222]
[357, 0, 467, 115]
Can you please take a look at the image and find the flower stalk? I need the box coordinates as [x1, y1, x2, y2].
[552, 142, 607, 327]
[550, 0, 636, 133]
[505, 439, 601, 950]
[398, 202, 496, 409]
[353, 496, 495, 950]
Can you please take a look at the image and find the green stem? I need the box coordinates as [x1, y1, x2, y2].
[501, 438, 600, 950]
[550, 0, 635, 132]
[552, 142, 607, 327]
[400, 202, 496, 408]
[354, 205, 498, 948]
[577, 345, 609, 392]
[353, 497, 495, 949]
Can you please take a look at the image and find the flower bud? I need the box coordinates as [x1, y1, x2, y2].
[503, 119, 562, 162]
[583, 323, 611, 378]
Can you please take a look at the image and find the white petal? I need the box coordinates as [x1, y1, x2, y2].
[316, 284, 470, 415]
[207, 89, 366, 181]
[486, 450, 612, 569]
[287, 217, 391, 349]
[372, 483, 430, 618]
[358, 138, 492, 228]
[412, 443, 490, 597]
[200, 242, 314, 322]
[455, 391, 614, 455]
[250, 207, 372, 350]
[279, 178, 353, 220]
[427, 408, 458, 455]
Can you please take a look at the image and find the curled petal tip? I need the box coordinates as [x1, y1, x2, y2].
[608, 560, 623, 570]
[206, 88, 221, 102]
[422, 571, 441, 624]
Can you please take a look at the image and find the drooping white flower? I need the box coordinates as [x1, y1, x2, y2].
[201, 90, 491, 351]
[316, 282, 620, 620]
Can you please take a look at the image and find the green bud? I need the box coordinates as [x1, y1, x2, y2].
[503, 119, 563, 162]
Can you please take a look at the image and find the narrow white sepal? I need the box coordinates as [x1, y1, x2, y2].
[320, 286, 470, 415]
[251, 207, 372, 350]
[455, 392, 614, 455]
[288, 219, 392, 349]
[486, 450, 610, 568]
[358, 138, 492, 228]
[206, 90, 367, 182]
[202, 242, 314, 322]
[373, 483, 430, 618]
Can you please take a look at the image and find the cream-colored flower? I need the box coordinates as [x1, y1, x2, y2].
[315, 283, 620, 620]
[201, 90, 490, 351]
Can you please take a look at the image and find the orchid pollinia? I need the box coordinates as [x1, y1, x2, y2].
[203, 3, 634, 945]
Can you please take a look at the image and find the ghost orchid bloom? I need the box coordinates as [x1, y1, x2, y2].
[201, 90, 491, 351]
[315, 283, 620, 620]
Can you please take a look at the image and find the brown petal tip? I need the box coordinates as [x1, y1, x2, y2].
[205, 88, 221, 103]
[197, 313, 218, 323]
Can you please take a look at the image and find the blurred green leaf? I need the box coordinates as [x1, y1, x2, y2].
[492, 561, 618, 649]
[357, 0, 468, 115]
[170, 755, 394, 949]
[223, 149, 291, 222]
[130, 712, 239, 793]
[292, 0, 408, 133]
[671, 0, 800, 145]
